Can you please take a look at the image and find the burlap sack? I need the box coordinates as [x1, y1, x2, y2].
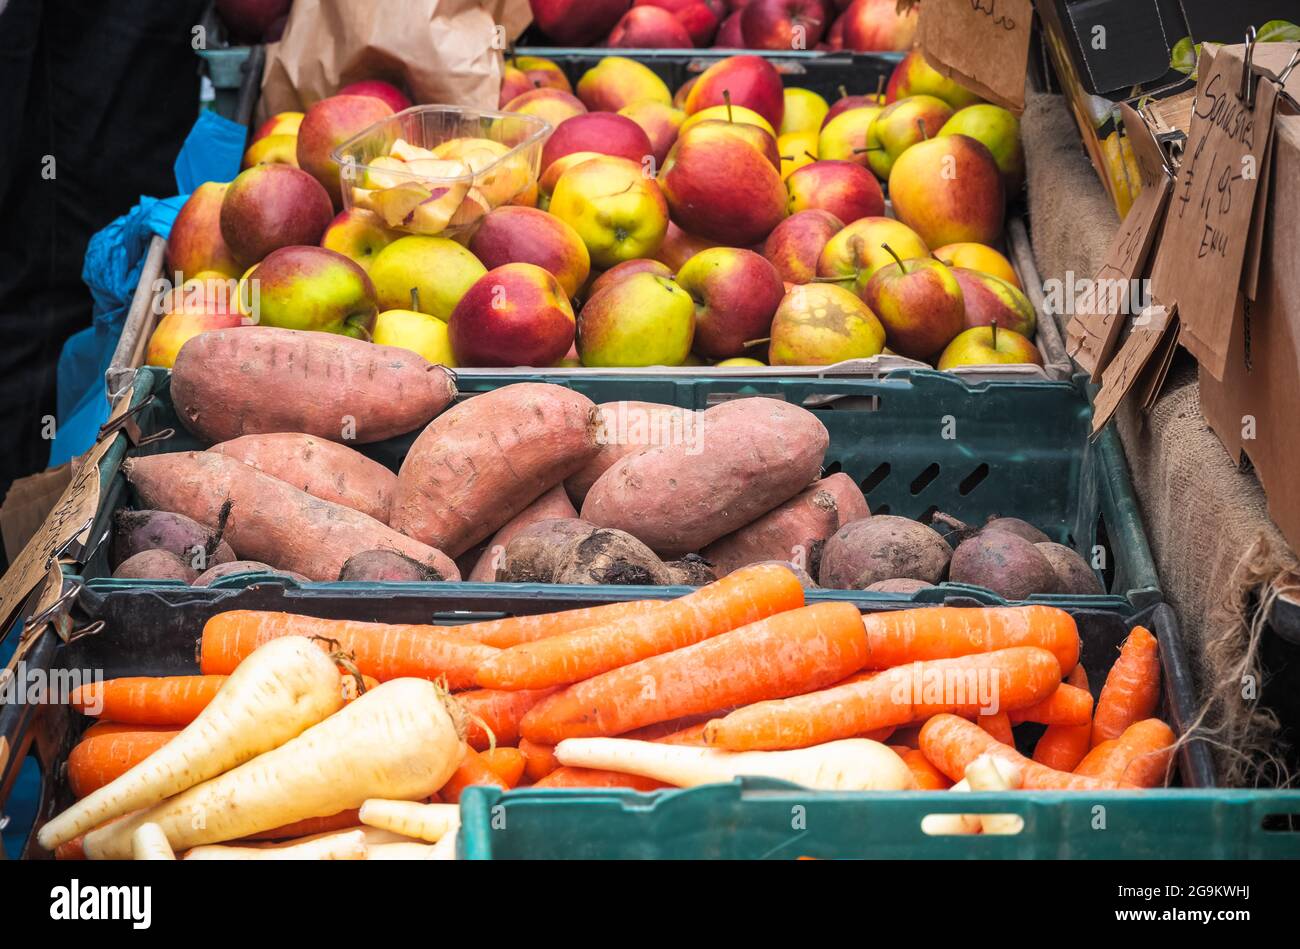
[258, 0, 532, 120]
[1022, 92, 1299, 786]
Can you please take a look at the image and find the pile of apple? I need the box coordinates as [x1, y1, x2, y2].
[151, 47, 1034, 374]
[528, 0, 917, 53]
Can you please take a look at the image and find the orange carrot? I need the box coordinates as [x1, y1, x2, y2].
[859, 726, 896, 743]
[862, 605, 1080, 674]
[895, 747, 952, 790]
[919, 714, 1121, 790]
[1091, 626, 1160, 747]
[479, 747, 526, 788]
[1032, 665, 1093, 771]
[703, 647, 1061, 751]
[1008, 683, 1093, 726]
[199, 610, 498, 689]
[70, 676, 229, 726]
[440, 747, 510, 803]
[978, 711, 1015, 745]
[244, 810, 362, 841]
[1075, 719, 1175, 787]
[618, 713, 719, 742]
[890, 724, 924, 749]
[519, 738, 560, 783]
[532, 767, 669, 791]
[448, 600, 668, 648]
[520, 602, 868, 745]
[55, 837, 86, 860]
[67, 726, 180, 799]
[654, 723, 709, 745]
[476, 563, 806, 690]
[456, 687, 558, 750]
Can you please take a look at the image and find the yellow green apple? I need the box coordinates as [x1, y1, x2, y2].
[951, 267, 1035, 337]
[778, 130, 818, 180]
[863, 94, 954, 179]
[368, 235, 486, 320]
[578, 271, 695, 366]
[251, 245, 379, 339]
[242, 133, 298, 169]
[939, 103, 1024, 191]
[937, 323, 1041, 370]
[503, 88, 588, 130]
[780, 87, 829, 135]
[321, 208, 399, 273]
[678, 102, 776, 139]
[888, 134, 1006, 247]
[931, 241, 1019, 288]
[145, 309, 244, 368]
[816, 215, 928, 285]
[817, 105, 881, 166]
[373, 308, 456, 366]
[769, 282, 886, 365]
[577, 56, 672, 112]
[549, 156, 670, 268]
[250, 111, 303, 145]
[885, 49, 984, 109]
[716, 356, 766, 366]
[510, 55, 573, 93]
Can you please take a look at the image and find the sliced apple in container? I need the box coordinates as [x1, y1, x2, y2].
[371, 182, 433, 229]
[389, 138, 440, 162]
[362, 156, 411, 190]
[448, 187, 491, 228]
[403, 181, 474, 235]
[433, 138, 509, 163]
[402, 158, 471, 183]
[349, 187, 381, 212]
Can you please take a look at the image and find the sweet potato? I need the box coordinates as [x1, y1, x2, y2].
[467, 485, 578, 582]
[700, 479, 840, 577]
[112, 510, 235, 570]
[112, 550, 198, 582]
[1036, 542, 1104, 595]
[208, 433, 397, 522]
[818, 472, 870, 525]
[193, 561, 308, 586]
[818, 515, 951, 589]
[984, 517, 1051, 544]
[337, 550, 445, 582]
[391, 383, 602, 557]
[949, 529, 1059, 600]
[170, 327, 456, 444]
[124, 452, 459, 582]
[581, 397, 829, 557]
[563, 401, 701, 505]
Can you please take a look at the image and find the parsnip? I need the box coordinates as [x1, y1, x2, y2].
[359, 800, 459, 842]
[83, 678, 464, 859]
[965, 754, 1025, 835]
[41, 636, 343, 850]
[554, 737, 914, 791]
[184, 829, 367, 860]
[131, 823, 175, 860]
[919, 779, 982, 836]
[368, 841, 439, 860]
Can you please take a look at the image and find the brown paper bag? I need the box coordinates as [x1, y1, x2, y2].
[258, 0, 533, 121]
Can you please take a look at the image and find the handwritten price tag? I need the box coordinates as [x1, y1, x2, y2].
[1148, 43, 1280, 381]
[916, 0, 1032, 112]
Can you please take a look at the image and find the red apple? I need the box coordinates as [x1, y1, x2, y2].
[951, 267, 1036, 337]
[823, 93, 878, 128]
[785, 159, 884, 222]
[609, 6, 695, 47]
[885, 49, 984, 108]
[888, 135, 1005, 247]
[146, 309, 245, 368]
[683, 54, 785, 130]
[861, 250, 964, 360]
[219, 164, 334, 267]
[636, 0, 722, 46]
[824, 10, 846, 49]
[676, 247, 785, 357]
[741, 0, 828, 51]
[531, 0, 633, 45]
[504, 88, 588, 130]
[510, 56, 573, 94]
[337, 80, 412, 113]
[448, 263, 576, 367]
[587, 258, 673, 298]
[654, 221, 716, 270]
[839, 0, 917, 51]
[714, 9, 745, 45]
[468, 206, 592, 299]
[619, 100, 686, 165]
[541, 112, 654, 172]
[168, 182, 242, 279]
[763, 208, 843, 283]
[296, 95, 395, 207]
[216, 0, 291, 42]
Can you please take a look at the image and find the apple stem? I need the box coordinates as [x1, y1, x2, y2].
[743, 337, 771, 348]
[881, 242, 907, 275]
[804, 150, 817, 162]
[723, 89, 734, 124]
[991, 319, 999, 348]
[410, 287, 421, 312]
[839, 85, 849, 100]
[346, 313, 373, 343]
[917, 118, 928, 140]
[875, 76, 886, 100]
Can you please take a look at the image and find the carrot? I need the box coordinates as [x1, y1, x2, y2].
[518, 738, 560, 783]
[703, 647, 1060, 751]
[919, 714, 1121, 791]
[456, 687, 558, 750]
[897, 747, 952, 789]
[1032, 665, 1093, 771]
[448, 600, 668, 648]
[618, 713, 718, 742]
[655, 723, 710, 745]
[978, 712, 1015, 745]
[439, 746, 510, 803]
[200, 610, 498, 689]
[476, 563, 806, 690]
[67, 727, 180, 799]
[82, 678, 463, 860]
[1075, 719, 1176, 787]
[1008, 683, 1093, 726]
[480, 747, 527, 787]
[520, 602, 869, 744]
[70, 676, 229, 726]
[861, 605, 1080, 673]
[243, 810, 362, 841]
[41, 637, 344, 851]
[1091, 626, 1160, 747]
[532, 766, 670, 791]
[889, 724, 924, 749]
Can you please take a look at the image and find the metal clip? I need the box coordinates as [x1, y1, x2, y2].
[1239, 26, 1258, 110]
[25, 575, 84, 633]
[96, 393, 156, 445]
[45, 517, 93, 570]
[1275, 46, 1300, 89]
[65, 619, 106, 644]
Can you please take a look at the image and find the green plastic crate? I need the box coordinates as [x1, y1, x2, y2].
[195, 4, 263, 124]
[79, 366, 1158, 612]
[457, 782, 1300, 859]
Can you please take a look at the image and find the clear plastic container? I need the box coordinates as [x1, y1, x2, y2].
[331, 105, 552, 238]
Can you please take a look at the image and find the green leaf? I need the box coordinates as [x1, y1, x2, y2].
[1257, 19, 1300, 43]
[1170, 35, 1201, 77]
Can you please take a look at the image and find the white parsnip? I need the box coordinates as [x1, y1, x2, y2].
[368, 841, 440, 860]
[425, 830, 458, 861]
[40, 636, 342, 850]
[131, 823, 175, 860]
[919, 779, 982, 836]
[554, 737, 914, 791]
[83, 678, 464, 859]
[359, 800, 460, 842]
[965, 754, 1025, 835]
[184, 829, 367, 860]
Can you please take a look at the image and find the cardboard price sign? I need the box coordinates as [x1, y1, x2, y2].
[1090, 305, 1180, 436]
[916, 0, 1033, 113]
[1148, 42, 1280, 382]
